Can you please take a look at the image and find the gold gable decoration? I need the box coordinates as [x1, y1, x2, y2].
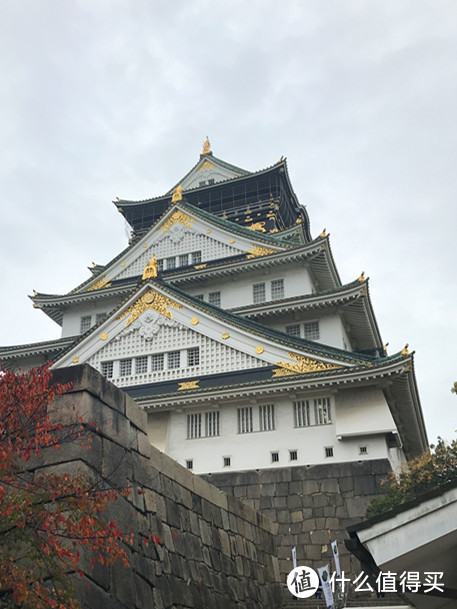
[271, 352, 342, 378]
[171, 184, 183, 202]
[246, 222, 266, 233]
[142, 256, 158, 280]
[85, 275, 111, 292]
[161, 210, 196, 234]
[116, 289, 183, 327]
[246, 244, 277, 259]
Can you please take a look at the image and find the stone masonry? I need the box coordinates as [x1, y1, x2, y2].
[203, 459, 392, 581]
[49, 365, 282, 609]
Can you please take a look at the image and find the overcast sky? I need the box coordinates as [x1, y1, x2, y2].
[1, 1, 456, 443]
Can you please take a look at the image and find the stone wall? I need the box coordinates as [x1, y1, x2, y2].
[50, 365, 282, 609]
[203, 459, 392, 581]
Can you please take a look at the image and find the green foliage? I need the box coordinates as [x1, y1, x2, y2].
[366, 437, 457, 518]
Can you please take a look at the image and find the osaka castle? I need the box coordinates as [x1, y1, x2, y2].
[1, 139, 427, 474]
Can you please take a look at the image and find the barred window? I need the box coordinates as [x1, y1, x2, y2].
[208, 291, 221, 307]
[187, 347, 200, 367]
[151, 353, 164, 371]
[119, 359, 132, 376]
[186, 459, 193, 469]
[271, 452, 279, 463]
[223, 456, 231, 467]
[286, 324, 301, 337]
[168, 350, 181, 369]
[314, 398, 331, 425]
[205, 411, 219, 437]
[95, 312, 107, 325]
[191, 251, 202, 264]
[135, 356, 148, 374]
[259, 404, 275, 431]
[271, 279, 284, 300]
[289, 450, 298, 461]
[166, 257, 176, 270]
[304, 321, 320, 341]
[293, 400, 311, 427]
[157, 259, 164, 272]
[253, 282, 266, 304]
[101, 361, 113, 378]
[80, 315, 92, 333]
[325, 446, 334, 458]
[187, 413, 202, 439]
[179, 254, 189, 267]
[237, 407, 253, 434]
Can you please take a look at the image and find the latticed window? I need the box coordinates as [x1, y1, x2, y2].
[289, 450, 298, 461]
[191, 251, 202, 264]
[271, 279, 284, 300]
[80, 315, 92, 333]
[208, 291, 221, 307]
[135, 356, 148, 374]
[259, 404, 275, 431]
[304, 321, 320, 341]
[325, 446, 334, 458]
[187, 413, 202, 439]
[223, 456, 231, 467]
[205, 411, 219, 437]
[157, 259, 164, 272]
[237, 407, 253, 434]
[286, 324, 301, 337]
[95, 312, 107, 325]
[168, 351, 181, 369]
[119, 359, 132, 376]
[151, 353, 164, 371]
[271, 452, 279, 463]
[253, 282, 266, 304]
[166, 257, 176, 270]
[187, 347, 200, 367]
[314, 398, 331, 425]
[101, 361, 113, 378]
[293, 400, 311, 427]
[179, 254, 189, 267]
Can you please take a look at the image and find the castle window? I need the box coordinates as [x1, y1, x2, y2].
[289, 450, 298, 461]
[314, 398, 331, 425]
[205, 411, 219, 437]
[95, 312, 107, 324]
[223, 456, 231, 467]
[187, 413, 202, 439]
[208, 291, 221, 307]
[191, 251, 202, 264]
[208, 179, 215, 185]
[325, 446, 334, 458]
[135, 356, 148, 374]
[101, 361, 113, 378]
[179, 254, 189, 267]
[294, 400, 311, 427]
[199, 181, 206, 187]
[253, 282, 266, 304]
[271, 452, 279, 463]
[186, 459, 193, 470]
[304, 321, 320, 341]
[187, 347, 200, 367]
[195, 294, 204, 300]
[166, 256, 176, 270]
[168, 351, 180, 369]
[119, 359, 132, 376]
[286, 324, 301, 338]
[157, 259, 164, 272]
[259, 404, 275, 431]
[151, 353, 164, 371]
[359, 446, 368, 455]
[271, 279, 284, 300]
[80, 315, 92, 333]
[237, 407, 253, 434]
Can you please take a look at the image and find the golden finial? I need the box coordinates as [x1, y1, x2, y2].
[171, 184, 183, 202]
[142, 255, 158, 280]
[358, 272, 365, 282]
[320, 228, 327, 238]
[401, 343, 409, 355]
[33, 290, 37, 296]
[202, 136, 211, 155]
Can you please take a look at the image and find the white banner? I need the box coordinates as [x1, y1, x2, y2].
[291, 546, 297, 569]
[318, 565, 334, 609]
[331, 540, 341, 577]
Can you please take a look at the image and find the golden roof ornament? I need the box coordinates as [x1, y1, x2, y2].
[171, 184, 183, 202]
[320, 228, 327, 238]
[142, 255, 158, 280]
[202, 136, 211, 155]
[358, 271, 365, 282]
[402, 344, 409, 355]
